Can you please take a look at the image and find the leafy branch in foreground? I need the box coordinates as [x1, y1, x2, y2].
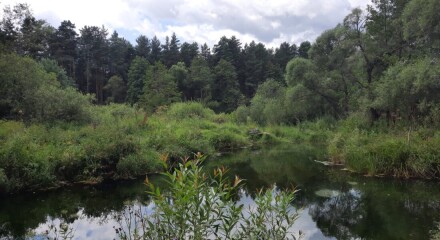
[115, 154, 302, 240]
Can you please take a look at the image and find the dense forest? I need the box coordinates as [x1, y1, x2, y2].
[0, 2, 312, 117]
[1, 0, 440, 194]
[1, 0, 439, 124]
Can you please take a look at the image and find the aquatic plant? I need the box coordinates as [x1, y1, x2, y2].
[115, 154, 302, 240]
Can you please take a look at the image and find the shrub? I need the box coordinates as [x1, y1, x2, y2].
[0, 54, 92, 123]
[116, 149, 162, 177]
[166, 102, 215, 120]
[34, 86, 93, 123]
[0, 129, 55, 191]
[232, 105, 250, 124]
[206, 129, 248, 151]
[115, 156, 300, 240]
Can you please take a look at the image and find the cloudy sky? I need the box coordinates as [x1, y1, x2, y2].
[0, 0, 369, 48]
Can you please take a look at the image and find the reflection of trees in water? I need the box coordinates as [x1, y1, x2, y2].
[207, 145, 328, 196]
[403, 198, 440, 216]
[0, 222, 14, 240]
[0, 181, 148, 239]
[307, 183, 440, 240]
[308, 189, 364, 239]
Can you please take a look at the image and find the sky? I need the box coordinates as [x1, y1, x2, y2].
[0, 0, 370, 48]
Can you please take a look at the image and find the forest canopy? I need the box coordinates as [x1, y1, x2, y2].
[0, 0, 439, 125]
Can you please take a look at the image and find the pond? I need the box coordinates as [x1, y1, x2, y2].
[1, 144, 439, 239]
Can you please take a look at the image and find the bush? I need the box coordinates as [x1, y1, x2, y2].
[116, 149, 162, 177]
[166, 102, 215, 120]
[205, 127, 248, 151]
[34, 86, 93, 123]
[0, 54, 92, 123]
[0, 127, 56, 191]
[115, 156, 300, 240]
[232, 105, 250, 124]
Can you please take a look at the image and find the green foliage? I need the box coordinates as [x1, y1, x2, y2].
[135, 35, 150, 59]
[328, 129, 440, 178]
[212, 59, 243, 113]
[34, 86, 93, 123]
[180, 41, 199, 67]
[0, 102, 300, 193]
[39, 58, 75, 88]
[284, 84, 322, 123]
[140, 61, 180, 113]
[0, 53, 55, 119]
[298, 41, 311, 59]
[48, 20, 77, 79]
[184, 57, 213, 102]
[243, 41, 270, 97]
[374, 58, 440, 122]
[116, 156, 299, 240]
[126, 56, 149, 105]
[249, 79, 286, 125]
[0, 53, 92, 123]
[0, 124, 56, 191]
[0, 104, 162, 192]
[166, 102, 215, 120]
[232, 105, 250, 124]
[205, 127, 248, 151]
[285, 58, 318, 87]
[169, 62, 188, 99]
[402, 0, 440, 54]
[104, 75, 127, 103]
[116, 149, 161, 177]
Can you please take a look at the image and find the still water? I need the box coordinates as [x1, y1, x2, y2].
[1, 144, 439, 239]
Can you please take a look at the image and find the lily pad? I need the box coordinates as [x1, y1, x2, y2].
[314, 189, 341, 198]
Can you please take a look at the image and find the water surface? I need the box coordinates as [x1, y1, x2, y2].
[1, 144, 439, 239]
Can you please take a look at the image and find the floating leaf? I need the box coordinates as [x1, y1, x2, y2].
[314, 189, 341, 198]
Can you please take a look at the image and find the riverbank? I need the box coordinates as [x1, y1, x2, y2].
[327, 114, 440, 179]
[0, 102, 322, 194]
[1, 102, 439, 194]
[1, 143, 439, 240]
[328, 128, 440, 179]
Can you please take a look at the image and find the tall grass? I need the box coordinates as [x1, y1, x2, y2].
[0, 102, 290, 193]
[327, 125, 440, 178]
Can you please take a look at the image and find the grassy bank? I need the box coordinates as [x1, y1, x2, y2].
[327, 114, 440, 179]
[0, 102, 320, 193]
[1, 102, 439, 193]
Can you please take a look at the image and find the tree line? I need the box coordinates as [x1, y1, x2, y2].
[236, 0, 440, 126]
[1, 0, 439, 125]
[0, 3, 311, 114]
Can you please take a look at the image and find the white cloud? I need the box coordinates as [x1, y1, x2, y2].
[0, 0, 370, 48]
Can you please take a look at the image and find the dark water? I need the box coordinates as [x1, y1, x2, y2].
[1, 144, 440, 239]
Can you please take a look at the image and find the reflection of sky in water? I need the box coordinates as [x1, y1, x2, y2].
[34, 210, 118, 240]
[32, 200, 160, 239]
[236, 188, 333, 240]
[293, 209, 335, 240]
[32, 190, 337, 240]
[3, 145, 440, 239]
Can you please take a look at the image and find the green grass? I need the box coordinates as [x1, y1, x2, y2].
[327, 125, 440, 179]
[2, 103, 440, 193]
[0, 102, 293, 193]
